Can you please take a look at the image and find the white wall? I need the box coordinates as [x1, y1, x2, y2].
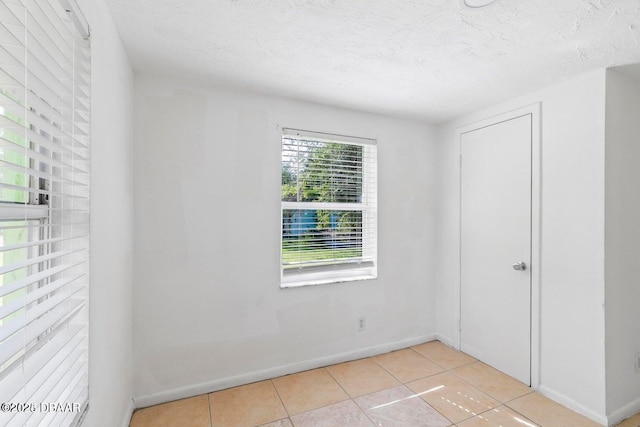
[604, 66, 640, 424]
[82, 0, 135, 425]
[132, 75, 439, 405]
[436, 70, 608, 423]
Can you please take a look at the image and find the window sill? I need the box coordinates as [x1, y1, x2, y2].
[280, 269, 377, 288]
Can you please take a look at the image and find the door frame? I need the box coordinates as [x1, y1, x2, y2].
[453, 103, 541, 389]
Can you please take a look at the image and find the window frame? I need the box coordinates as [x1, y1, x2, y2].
[280, 128, 377, 288]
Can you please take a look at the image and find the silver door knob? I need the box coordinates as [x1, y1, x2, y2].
[513, 261, 527, 271]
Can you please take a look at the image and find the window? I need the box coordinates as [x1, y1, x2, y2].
[281, 128, 377, 287]
[0, 0, 90, 425]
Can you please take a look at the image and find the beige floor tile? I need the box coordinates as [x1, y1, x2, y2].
[407, 372, 500, 424]
[451, 362, 532, 403]
[354, 384, 451, 427]
[457, 405, 540, 427]
[617, 412, 640, 427]
[209, 380, 287, 427]
[290, 400, 373, 427]
[129, 395, 211, 427]
[259, 419, 293, 427]
[507, 392, 603, 427]
[326, 358, 400, 397]
[373, 349, 445, 383]
[411, 341, 477, 370]
[272, 368, 349, 415]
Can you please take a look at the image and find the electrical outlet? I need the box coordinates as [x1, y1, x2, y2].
[358, 317, 366, 331]
[635, 353, 640, 373]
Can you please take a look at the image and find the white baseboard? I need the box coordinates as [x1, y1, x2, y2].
[607, 396, 640, 426]
[120, 399, 135, 427]
[538, 385, 608, 426]
[133, 334, 437, 409]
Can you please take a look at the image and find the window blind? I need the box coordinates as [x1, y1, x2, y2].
[281, 128, 377, 287]
[0, 0, 90, 426]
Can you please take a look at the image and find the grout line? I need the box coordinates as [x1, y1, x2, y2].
[415, 356, 503, 425]
[271, 369, 353, 419]
[207, 393, 213, 427]
[447, 361, 535, 406]
[321, 366, 379, 426]
[368, 354, 406, 384]
[334, 349, 456, 426]
[322, 367, 395, 427]
[270, 379, 291, 418]
[503, 389, 536, 405]
[323, 366, 352, 399]
[399, 371, 459, 427]
[407, 347, 452, 372]
[355, 396, 378, 427]
[503, 405, 543, 427]
[286, 398, 353, 419]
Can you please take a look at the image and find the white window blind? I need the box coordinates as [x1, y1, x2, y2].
[0, 0, 90, 426]
[281, 128, 377, 287]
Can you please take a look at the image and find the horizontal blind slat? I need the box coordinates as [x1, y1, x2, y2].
[0, 322, 83, 403]
[0, 247, 84, 276]
[0, 272, 86, 321]
[24, 331, 84, 404]
[0, 132, 90, 173]
[0, 306, 86, 390]
[0, 281, 84, 342]
[0, 261, 84, 298]
[0, 182, 90, 201]
[0, 159, 88, 186]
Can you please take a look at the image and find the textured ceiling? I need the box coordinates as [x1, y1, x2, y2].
[104, 0, 640, 122]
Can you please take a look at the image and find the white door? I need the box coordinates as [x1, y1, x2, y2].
[460, 114, 532, 385]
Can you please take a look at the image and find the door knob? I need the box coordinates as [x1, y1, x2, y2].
[512, 261, 527, 271]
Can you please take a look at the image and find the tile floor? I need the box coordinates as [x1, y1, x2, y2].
[130, 341, 640, 427]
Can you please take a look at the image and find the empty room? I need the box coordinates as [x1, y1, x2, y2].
[0, 0, 639, 426]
